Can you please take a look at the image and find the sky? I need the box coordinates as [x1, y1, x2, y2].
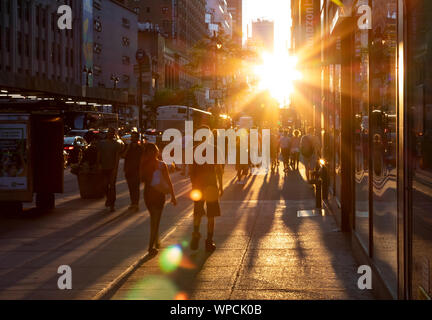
[242, 0, 292, 54]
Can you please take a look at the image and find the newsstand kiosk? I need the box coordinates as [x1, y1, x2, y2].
[0, 110, 64, 213]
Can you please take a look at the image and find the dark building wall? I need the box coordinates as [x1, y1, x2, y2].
[0, 0, 82, 89]
[227, 0, 242, 46]
[92, 0, 138, 91]
[125, 0, 206, 49]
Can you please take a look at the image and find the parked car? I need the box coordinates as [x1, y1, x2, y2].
[65, 129, 105, 144]
[64, 136, 88, 165]
[144, 129, 162, 144]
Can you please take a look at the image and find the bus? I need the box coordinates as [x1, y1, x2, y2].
[64, 111, 119, 133]
[156, 105, 213, 132]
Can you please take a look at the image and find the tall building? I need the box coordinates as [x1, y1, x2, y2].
[227, 0, 242, 46]
[92, 0, 138, 94]
[0, 0, 83, 94]
[0, 0, 138, 112]
[125, 0, 206, 49]
[252, 19, 274, 53]
[206, 0, 233, 37]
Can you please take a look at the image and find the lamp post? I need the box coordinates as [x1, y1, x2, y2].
[212, 32, 222, 113]
[136, 49, 148, 141]
[82, 66, 93, 87]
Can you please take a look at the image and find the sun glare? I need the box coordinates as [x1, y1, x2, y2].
[253, 52, 302, 106]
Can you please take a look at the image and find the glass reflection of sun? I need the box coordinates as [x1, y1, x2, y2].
[253, 52, 302, 106]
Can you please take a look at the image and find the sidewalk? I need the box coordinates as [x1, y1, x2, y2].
[110, 164, 374, 300]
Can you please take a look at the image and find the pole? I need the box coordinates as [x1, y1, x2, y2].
[214, 43, 218, 110]
[138, 62, 143, 141]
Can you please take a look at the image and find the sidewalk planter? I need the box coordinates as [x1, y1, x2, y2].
[77, 170, 105, 199]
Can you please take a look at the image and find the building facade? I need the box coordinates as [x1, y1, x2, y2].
[0, 0, 136, 120]
[92, 1, 138, 96]
[292, 0, 432, 299]
[227, 0, 242, 46]
[0, 0, 82, 95]
[251, 19, 275, 53]
[206, 0, 233, 37]
[125, 0, 206, 50]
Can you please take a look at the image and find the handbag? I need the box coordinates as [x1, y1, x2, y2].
[150, 162, 171, 194]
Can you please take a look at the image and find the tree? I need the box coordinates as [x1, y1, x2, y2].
[144, 86, 201, 127]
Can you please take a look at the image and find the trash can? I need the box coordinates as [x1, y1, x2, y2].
[77, 170, 105, 199]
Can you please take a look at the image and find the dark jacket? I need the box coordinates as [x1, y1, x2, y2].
[123, 142, 143, 177]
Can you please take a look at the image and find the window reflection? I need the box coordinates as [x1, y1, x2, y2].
[353, 0, 370, 250]
[370, 0, 398, 296]
[407, 0, 432, 300]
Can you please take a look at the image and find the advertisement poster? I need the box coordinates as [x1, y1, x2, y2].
[83, 0, 93, 86]
[0, 122, 29, 191]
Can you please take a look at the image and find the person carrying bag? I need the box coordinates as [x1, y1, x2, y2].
[140, 143, 176, 255]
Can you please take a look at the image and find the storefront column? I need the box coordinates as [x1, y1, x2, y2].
[339, 17, 355, 232]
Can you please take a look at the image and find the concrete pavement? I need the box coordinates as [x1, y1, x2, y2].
[0, 161, 210, 299]
[0, 160, 374, 300]
[110, 163, 374, 300]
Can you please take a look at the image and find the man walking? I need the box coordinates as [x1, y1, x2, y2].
[123, 131, 143, 212]
[301, 127, 320, 182]
[280, 130, 291, 173]
[97, 128, 124, 212]
[190, 126, 224, 252]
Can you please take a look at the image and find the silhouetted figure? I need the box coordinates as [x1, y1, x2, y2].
[97, 128, 123, 212]
[190, 126, 224, 252]
[140, 143, 176, 255]
[123, 131, 143, 212]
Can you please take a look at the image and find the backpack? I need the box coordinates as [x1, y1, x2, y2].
[301, 135, 314, 158]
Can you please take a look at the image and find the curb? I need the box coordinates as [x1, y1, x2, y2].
[92, 252, 150, 300]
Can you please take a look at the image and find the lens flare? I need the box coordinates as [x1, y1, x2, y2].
[253, 52, 302, 105]
[159, 244, 183, 273]
[179, 255, 197, 269]
[174, 292, 189, 300]
[125, 275, 178, 300]
[190, 189, 202, 201]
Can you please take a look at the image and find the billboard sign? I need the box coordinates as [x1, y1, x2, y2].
[0, 114, 32, 199]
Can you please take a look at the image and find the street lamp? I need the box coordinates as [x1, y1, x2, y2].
[110, 74, 120, 90]
[82, 66, 93, 87]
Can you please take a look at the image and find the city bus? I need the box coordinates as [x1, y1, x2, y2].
[64, 111, 119, 133]
[156, 105, 213, 132]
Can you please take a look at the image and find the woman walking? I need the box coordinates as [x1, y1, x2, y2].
[140, 143, 177, 255]
[290, 130, 301, 170]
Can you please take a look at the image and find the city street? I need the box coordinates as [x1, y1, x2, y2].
[0, 161, 373, 300]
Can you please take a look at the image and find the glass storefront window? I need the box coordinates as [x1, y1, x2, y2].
[353, 0, 370, 251]
[328, 64, 335, 195]
[335, 62, 342, 205]
[407, 0, 432, 300]
[370, 0, 398, 296]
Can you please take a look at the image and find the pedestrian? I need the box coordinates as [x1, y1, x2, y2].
[122, 131, 143, 212]
[140, 143, 177, 255]
[290, 129, 301, 170]
[190, 126, 224, 252]
[280, 130, 291, 173]
[181, 132, 193, 176]
[300, 127, 319, 181]
[97, 128, 124, 212]
[235, 129, 249, 184]
[270, 129, 280, 172]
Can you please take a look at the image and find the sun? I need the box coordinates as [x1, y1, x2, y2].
[253, 52, 302, 106]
